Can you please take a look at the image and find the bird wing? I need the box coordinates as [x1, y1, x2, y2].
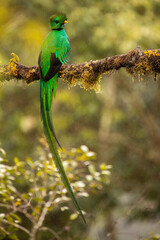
[55, 36, 70, 64]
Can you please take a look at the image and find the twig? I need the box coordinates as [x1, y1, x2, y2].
[39, 227, 61, 240]
[0, 202, 35, 224]
[29, 194, 56, 240]
[2, 219, 31, 236]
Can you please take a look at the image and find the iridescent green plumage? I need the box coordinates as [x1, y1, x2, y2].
[38, 14, 86, 223]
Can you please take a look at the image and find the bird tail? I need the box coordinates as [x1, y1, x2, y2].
[40, 79, 86, 224]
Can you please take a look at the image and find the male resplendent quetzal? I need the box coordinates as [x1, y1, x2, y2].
[38, 14, 86, 223]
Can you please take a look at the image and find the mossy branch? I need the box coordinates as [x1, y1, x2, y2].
[1, 47, 160, 91]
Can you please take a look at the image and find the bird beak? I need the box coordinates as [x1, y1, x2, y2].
[63, 20, 68, 24]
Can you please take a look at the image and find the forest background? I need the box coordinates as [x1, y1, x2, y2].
[1, 0, 160, 239]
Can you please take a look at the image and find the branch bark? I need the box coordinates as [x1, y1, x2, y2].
[1, 47, 160, 91]
[29, 194, 58, 240]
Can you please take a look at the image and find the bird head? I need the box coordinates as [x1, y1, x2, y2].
[50, 14, 68, 30]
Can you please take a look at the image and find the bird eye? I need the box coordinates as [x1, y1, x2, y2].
[55, 20, 58, 24]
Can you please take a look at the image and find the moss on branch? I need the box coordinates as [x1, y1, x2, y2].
[1, 47, 160, 91]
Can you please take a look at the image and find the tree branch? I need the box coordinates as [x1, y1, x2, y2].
[29, 194, 56, 240]
[2, 219, 31, 236]
[1, 47, 160, 91]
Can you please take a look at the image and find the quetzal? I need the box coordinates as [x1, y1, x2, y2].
[38, 14, 86, 223]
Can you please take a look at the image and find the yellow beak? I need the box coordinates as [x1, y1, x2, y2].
[63, 20, 68, 24]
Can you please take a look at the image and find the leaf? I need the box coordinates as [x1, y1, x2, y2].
[0, 148, 6, 156]
[77, 192, 89, 197]
[74, 181, 85, 188]
[100, 163, 108, 171]
[26, 157, 34, 166]
[88, 165, 96, 175]
[69, 213, 78, 221]
[6, 215, 13, 224]
[0, 228, 6, 239]
[7, 225, 15, 233]
[14, 157, 19, 165]
[9, 233, 18, 240]
[21, 193, 29, 200]
[7, 185, 16, 193]
[0, 214, 5, 220]
[36, 171, 42, 177]
[10, 214, 21, 223]
[61, 206, 69, 211]
[39, 187, 46, 191]
[1, 192, 11, 201]
[101, 175, 110, 184]
[86, 175, 93, 181]
[101, 170, 111, 175]
[80, 145, 89, 152]
[33, 197, 43, 203]
[47, 206, 53, 211]
[86, 151, 96, 158]
[34, 206, 42, 213]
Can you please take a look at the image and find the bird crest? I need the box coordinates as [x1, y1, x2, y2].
[50, 13, 67, 29]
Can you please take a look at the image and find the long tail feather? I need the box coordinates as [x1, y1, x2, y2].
[43, 79, 62, 149]
[40, 79, 86, 224]
[46, 110, 62, 149]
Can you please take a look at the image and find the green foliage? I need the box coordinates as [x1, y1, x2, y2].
[0, 144, 111, 239]
[144, 235, 160, 240]
[1, 0, 160, 65]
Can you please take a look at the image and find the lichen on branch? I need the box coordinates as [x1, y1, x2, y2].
[1, 47, 160, 91]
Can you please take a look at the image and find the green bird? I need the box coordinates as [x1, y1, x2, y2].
[38, 14, 86, 224]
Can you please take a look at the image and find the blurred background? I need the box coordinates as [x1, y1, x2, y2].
[1, 0, 160, 239]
